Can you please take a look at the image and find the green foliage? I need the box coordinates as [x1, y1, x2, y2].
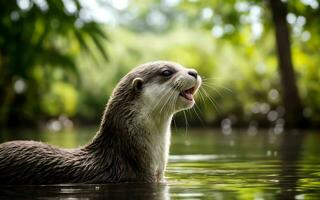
[42, 82, 78, 116]
[0, 0, 108, 125]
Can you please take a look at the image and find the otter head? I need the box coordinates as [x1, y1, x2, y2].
[131, 61, 201, 116]
[103, 61, 201, 130]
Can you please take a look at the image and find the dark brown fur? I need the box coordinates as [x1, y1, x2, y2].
[0, 61, 176, 185]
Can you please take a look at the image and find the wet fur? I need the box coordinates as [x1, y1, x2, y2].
[0, 61, 199, 184]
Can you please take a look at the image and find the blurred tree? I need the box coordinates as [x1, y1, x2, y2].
[268, 0, 305, 128]
[0, 0, 108, 127]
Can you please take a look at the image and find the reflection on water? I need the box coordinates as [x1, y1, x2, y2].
[0, 183, 170, 199]
[0, 128, 320, 199]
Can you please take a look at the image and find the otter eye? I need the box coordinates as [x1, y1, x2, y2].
[161, 70, 173, 77]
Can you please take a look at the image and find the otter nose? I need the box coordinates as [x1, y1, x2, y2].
[188, 70, 198, 79]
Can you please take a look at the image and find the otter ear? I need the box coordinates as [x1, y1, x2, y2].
[132, 78, 144, 91]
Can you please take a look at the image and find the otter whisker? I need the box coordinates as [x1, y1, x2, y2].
[160, 85, 177, 113]
[145, 87, 168, 120]
[198, 88, 207, 104]
[172, 118, 177, 131]
[193, 102, 205, 127]
[200, 88, 220, 111]
[160, 87, 177, 115]
[174, 81, 184, 91]
[200, 88, 221, 113]
[201, 77, 224, 81]
[166, 92, 177, 119]
[167, 88, 176, 113]
[202, 81, 233, 94]
[183, 110, 189, 136]
[202, 83, 224, 97]
[151, 86, 174, 114]
[172, 90, 179, 111]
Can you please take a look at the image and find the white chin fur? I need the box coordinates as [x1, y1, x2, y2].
[175, 95, 194, 112]
[142, 83, 177, 115]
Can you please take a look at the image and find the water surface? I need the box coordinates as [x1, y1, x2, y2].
[0, 128, 319, 199]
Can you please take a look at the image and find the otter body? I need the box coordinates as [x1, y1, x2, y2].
[0, 61, 201, 184]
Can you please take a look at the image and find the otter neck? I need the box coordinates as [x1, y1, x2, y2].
[86, 98, 173, 181]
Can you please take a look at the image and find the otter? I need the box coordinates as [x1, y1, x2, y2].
[0, 61, 201, 184]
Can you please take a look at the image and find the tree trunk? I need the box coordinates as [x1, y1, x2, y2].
[268, 0, 305, 128]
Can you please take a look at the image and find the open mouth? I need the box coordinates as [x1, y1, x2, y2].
[179, 87, 196, 101]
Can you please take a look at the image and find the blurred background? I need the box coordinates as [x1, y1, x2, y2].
[0, 0, 320, 131]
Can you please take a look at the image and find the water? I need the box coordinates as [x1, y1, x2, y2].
[0, 128, 319, 199]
